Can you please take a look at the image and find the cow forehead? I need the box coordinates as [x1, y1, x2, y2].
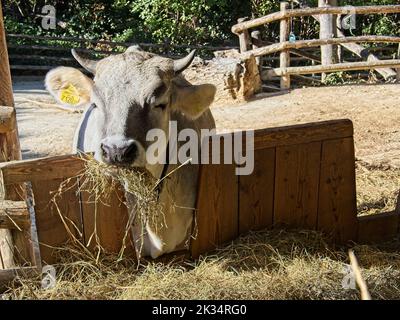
[93, 53, 173, 100]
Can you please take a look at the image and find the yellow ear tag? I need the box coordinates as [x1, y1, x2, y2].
[60, 84, 80, 105]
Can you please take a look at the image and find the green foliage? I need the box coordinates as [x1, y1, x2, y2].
[3, 0, 400, 45]
[324, 72, 351, 85]
[125, 0, 249, 44]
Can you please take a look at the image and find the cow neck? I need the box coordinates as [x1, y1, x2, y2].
[155, 142, 169, 198]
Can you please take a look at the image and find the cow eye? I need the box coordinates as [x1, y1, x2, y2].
[154, 103, 167, 110]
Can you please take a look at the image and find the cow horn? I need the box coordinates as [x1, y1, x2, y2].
[173, 50, 196, 74]
[71, 49, 98, 74]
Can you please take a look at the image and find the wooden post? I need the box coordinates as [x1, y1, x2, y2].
[251, 30, 261, 67]
[319, 0, 334, 82]
[0, 2, 20, 162]
[237, 18, 251, 53]
[330, 0, 339, 63]
[0, 0, 24, 269]
[280, 2, 291, 90]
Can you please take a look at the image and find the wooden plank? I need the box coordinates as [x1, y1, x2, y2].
[239, 147, 275, 234]
[0, 266, 37, 288]
[0, 154, 85, 185]
[266, 59, 400, 77]
[357, 212, 400, 244]
[252, 119, 353, 150]
[231, 5, 400, 34]
[0, 200, 30, 230]
[31, 178, 82, 264]
[242, 36, 400, 59]
[274, 142, 322, 229]
[191, 163, 238, 258]
[317, 137, 358, 243]
[80, 182, 134, 256]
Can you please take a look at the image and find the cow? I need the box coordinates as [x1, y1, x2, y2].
[45, 46, 216, 258]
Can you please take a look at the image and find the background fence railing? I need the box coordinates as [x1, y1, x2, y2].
[232, 2, 400, 89]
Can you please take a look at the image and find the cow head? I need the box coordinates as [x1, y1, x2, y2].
[45, 47, 216, 171]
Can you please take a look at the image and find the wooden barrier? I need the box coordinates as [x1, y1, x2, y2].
[191, 119, 359, 256]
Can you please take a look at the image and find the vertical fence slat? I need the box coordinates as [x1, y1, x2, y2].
[317, 137, 358, 243]
[239, 147, 275, 234]
[190, 162, 238, 258]
[32, 178, 82, 264]
[80, 183, 134, 256]
[274, 142, 322, 229]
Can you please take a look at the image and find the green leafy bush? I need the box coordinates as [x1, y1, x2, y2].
[3, 0, 399, 45]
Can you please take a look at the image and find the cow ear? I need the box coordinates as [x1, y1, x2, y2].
[45, 66, 93, 109]
[171, 79, 216, 119]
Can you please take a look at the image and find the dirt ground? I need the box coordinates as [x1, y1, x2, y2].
[13, 78, 400, 214]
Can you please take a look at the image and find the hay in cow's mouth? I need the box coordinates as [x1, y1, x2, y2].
[81, 155, 168, 256]
[51, 154, 168, 260]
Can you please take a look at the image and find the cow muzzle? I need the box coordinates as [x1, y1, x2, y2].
[100, 136, 141, 166]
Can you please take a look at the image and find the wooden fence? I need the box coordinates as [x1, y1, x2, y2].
[232, 2, 400, 89]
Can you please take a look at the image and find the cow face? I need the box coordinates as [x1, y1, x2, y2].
[45, 47, 216, 168]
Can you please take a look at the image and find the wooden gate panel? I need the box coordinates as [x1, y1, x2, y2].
[274, 141, 322, 229]
[239, 147, 275, 233]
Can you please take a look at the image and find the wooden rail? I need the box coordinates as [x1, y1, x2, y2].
[264, 59, 400, 78]
[241, 36, 400, 60]
[232, 5, 400, 34]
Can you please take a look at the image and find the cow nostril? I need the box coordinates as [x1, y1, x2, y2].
[124, 142, 138, 160]
[100, 143, 109, 157]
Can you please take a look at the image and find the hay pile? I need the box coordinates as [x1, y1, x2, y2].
[356, 161, 400, 216]
[3, 229, 400, 300]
